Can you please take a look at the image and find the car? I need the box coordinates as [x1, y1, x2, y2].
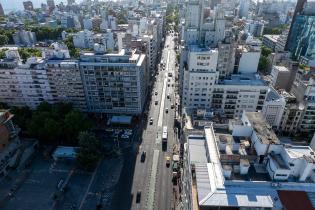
[155, 91, 158, 95]
[149, 118, 153, 125]
[124, 129, 132, 134]
[136, 191, 141, 203]
[141, 151, 146, 162]
[168, 83, 170, 87]
[167, 94, 170, 99]
[121, 134, 129, 139]
[166, 156, 171, 167]
[165, 108, 168, 113]
[168, 79, 170, 82]
[155, 100, 158, 105]
[105, 128, 114, 132]
[171, 104, 174, 109]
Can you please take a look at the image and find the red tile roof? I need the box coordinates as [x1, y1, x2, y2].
[278, 190, 315, 210]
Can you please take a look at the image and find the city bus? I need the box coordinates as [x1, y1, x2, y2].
[162, 126, 168, 143]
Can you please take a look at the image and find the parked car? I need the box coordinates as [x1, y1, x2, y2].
[141, 151, 146, 162]
[165, 108, 168, 113]
[136, 191, 141, 203]
[149, 118, 153, 125]
[166, 156, 171, 167]
[121, 134, 129, 139]
[105, 128, 114, 132]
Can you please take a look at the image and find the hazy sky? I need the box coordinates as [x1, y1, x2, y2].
[1, 0, 83, 13]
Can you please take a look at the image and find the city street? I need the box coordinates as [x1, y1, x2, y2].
[111, 33, 178, 210]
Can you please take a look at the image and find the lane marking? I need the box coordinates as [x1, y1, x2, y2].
[146, 150, 160, 210]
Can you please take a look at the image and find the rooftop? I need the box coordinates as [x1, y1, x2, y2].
[266, 87, 283, 102]
[274, 65, 289, 72]
[244, 112, 280, 145]
[188, 124, 315, 209]
[220, 74, 266, 86]
[188, 135, 208, 164]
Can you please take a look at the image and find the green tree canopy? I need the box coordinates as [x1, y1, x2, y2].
[76, 131, 103, 171]
[261, 46, 272, 57]
[63, 111, 92, 144]
[258, 56, 269, 74]
[0, 34, 8, 46]
[18, 48, 42, 61]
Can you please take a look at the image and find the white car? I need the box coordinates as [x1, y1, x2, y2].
[121, 134, 129, 139]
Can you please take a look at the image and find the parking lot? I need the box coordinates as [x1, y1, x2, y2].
[0, 153, 91, 210]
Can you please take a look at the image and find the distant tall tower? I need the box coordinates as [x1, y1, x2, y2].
[23, 1, 34, 11]
[285, 0, 315, 59]
[239, 0, 250, 18]
[0, 3, 4, 16]
[47, 0, 55, 10]
[67, 0, 76, 5]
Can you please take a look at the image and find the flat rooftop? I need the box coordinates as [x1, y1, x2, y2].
[220, 74, 266, 86]
[189, 125, 315, 209]
[274, 65, 289, 72]
[263, 34, 280, 42]
[284, 145, 315, 162]
[188, 136, 208, 164]
[245, 112, 280, 144]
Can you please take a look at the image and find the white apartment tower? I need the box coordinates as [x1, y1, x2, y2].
[182, 46, 219, 108]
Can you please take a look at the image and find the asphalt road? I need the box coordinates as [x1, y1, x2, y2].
[132, 33, 178, 210]
[111, 33, 178, 210]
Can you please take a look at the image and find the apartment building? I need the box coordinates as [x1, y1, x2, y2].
[12, 30, 37, 47]
[0, 56, 54, 108]
[46, 60, 87, 111]
[262, 87, 286, 129]
[270, 65, 291, 90]
[79, 50, 147, 115]
[279, 91, 304, 135]
[235, 44, 261, 74]
[213, 74, 268, 118]
[217, 32, 235, 79]
[182, 46, 219, 109]
[291, 69, 315, 134]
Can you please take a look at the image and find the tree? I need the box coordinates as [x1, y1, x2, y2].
[0, 34, 8, 46]
[258, 56, 269, 74]
[18, 48, 42, 61]
[11, 106, 32, 132]
[76, 131, 103, 171]
[63, 111, 92, 145]
[261, 46, 272, 57]
[0, 48, 7, 59]
[64, 36, 81, 58]
[0, 29, 15, 44]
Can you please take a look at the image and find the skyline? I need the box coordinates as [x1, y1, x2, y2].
[1, 0, 78, 13]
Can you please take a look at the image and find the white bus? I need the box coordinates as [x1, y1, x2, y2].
[162, 126, 168, 143]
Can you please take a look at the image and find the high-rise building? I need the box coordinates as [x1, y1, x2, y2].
[47, 0, 55, 10]
[46, 60, 87, 111]
[286, 0, 315, 60]
[0, 3, 4, 16]
[67, 0, 76, 5]
[79, 50, 148, 115]
[12, 30, 37, 47]
[23, 1, 34, 11]
[239, 0, 250, 18]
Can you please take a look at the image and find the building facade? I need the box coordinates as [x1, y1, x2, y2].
[79, 50, 147, 115]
